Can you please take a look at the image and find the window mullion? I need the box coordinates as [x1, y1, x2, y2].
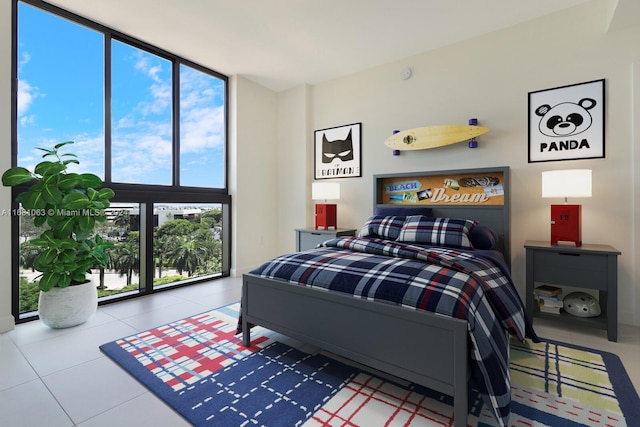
[173, 60, 180, 186]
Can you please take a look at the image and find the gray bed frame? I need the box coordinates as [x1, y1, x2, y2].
[242, 166, 510, 427]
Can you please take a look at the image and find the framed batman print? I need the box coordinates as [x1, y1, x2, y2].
[314, 123, 362, 179]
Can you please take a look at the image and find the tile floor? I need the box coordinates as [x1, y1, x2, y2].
[1, 276, 639, 427]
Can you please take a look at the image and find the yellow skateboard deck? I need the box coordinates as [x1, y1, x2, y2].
[384, 124, 489, 151]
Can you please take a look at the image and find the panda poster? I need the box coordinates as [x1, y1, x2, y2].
[528, 79, 605, 163]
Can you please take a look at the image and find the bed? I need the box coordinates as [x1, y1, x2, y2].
[240, 167, 534, 427]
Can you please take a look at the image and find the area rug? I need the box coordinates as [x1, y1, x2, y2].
[100, 303, 639, 426]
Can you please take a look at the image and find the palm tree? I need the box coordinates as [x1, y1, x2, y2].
[109, 232, 140, 285]
[154, 232, 179, 278]
[113, 209, 131, 232]
[168, 230, 213, 277]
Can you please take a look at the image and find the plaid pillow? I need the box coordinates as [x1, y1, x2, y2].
[358, 215, 406, 240]
[396, 215, 477, 249]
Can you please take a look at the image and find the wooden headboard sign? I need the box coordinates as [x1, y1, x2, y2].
[374, 167, 511, 267]
[380, 170, 505, 206]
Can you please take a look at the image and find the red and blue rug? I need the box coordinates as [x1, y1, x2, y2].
[100, 303, 639, 426]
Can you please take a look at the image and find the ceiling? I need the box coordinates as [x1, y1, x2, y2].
[43, 0, 638, 92]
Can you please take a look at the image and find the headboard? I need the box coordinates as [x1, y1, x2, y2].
[373, 166, 510, 268]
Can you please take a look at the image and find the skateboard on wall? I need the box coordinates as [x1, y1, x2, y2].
[385, 118, 488, 153]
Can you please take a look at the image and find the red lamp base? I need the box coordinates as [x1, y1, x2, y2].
[550, 204, 582, 246]
[315, 203, 337, 230]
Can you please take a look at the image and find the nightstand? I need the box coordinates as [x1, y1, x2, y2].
[295, 228, 357, 251]
[524, 240, 621, 341]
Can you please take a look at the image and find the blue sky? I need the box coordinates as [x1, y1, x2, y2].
[17, 2, 226, 188]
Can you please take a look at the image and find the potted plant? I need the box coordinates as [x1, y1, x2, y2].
[2, 141, 115, 328]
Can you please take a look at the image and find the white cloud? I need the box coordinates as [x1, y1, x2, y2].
[143, 82, 171, 115]
[180, 105, 225, 152]
[134, 53, 163, 83]
[17, 79, 38, 118]
[18, 52, 30, 73]
[19, 115, 35, 126]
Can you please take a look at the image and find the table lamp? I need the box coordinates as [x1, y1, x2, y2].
[541, 169, 592, 246]
[312, 182, 340, 229]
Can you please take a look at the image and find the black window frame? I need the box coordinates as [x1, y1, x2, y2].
[11, 0, 231, 323]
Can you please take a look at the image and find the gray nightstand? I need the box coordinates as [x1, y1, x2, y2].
[295, 228, 357, 251]
[524, 240, 621, 341]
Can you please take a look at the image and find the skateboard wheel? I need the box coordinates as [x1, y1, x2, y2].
[468, 118, 478, 126]
[393, 149, 400, 156]
[393, 129, 400, 134]
[468, 140, 478, 148]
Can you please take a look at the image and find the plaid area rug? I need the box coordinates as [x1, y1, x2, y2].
[100, 303, 639, 426]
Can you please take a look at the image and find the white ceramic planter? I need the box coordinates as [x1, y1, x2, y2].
[38, 279, 98, 328]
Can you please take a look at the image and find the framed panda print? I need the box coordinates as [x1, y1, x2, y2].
[528, 79, 605, 163]
[314, 123, 362, 179]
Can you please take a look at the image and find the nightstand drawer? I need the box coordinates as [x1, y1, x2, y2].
[532, 251, 607, 289]
[299, 231, 331, 250]
[295, 228, 357, 251]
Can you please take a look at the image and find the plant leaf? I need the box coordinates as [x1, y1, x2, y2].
[1, 167, 35, 187]
[38, 273, 60, 291]
[53, 140, 75, 150]
[61, 192, 90, 209]
[57, 173, 80, 190]
[52, 216, 76, 238]
[35, 161, 66, 177]
[34, 248, 57, 268]
[98, 188, 115, 199]
[41, 178, 63, 204]
[78, 173, 102, 189]
[77, 215, 94, 232]
[17, 190, 47, 210]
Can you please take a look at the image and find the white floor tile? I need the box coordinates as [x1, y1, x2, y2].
[118, 300, 212, 331]
[168, 278, 241, 303]
[98, 291, 186, 320]
[0, 333, 38, 391]
[42, 356, 147, 424]
[20, 320, 138, 376]
[77, 392, 191, 427]
[0, 379, 73, 427]
[7, 309, 118, 347]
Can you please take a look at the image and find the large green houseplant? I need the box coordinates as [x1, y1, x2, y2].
[2, 141, 115, 327]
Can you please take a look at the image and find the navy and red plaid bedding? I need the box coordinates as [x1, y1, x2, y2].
[248, 236, 533, 427]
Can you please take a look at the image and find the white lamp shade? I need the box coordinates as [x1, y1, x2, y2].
[312, 182, 340, 200]
[541, 169, 592, 199]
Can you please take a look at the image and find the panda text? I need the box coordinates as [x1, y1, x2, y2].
[540, 138, 590, 152]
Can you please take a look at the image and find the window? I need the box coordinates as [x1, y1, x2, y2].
[111, 41, 173, 185]
[13, 0, 230, 321]
[17, 3, 104, 177]
[180, 65, 226, 188]
[153, 203, 224, 286]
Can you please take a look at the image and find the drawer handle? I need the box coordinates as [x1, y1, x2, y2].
[559, 252, 580, 256]
[310, 233, 321, 236]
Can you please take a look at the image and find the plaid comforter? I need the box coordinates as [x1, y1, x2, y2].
[249, 236, 532, 427]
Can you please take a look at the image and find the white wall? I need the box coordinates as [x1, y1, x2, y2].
[230, 76, 281, 275]
[276, 0, 640, 326]
[0, 0, 13, 333]
[275, 85, 312, 255]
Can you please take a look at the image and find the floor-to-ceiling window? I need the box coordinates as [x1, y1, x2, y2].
[12, 0, 230, 321]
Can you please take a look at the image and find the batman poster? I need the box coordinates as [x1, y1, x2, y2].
[314, 123, 362, 179]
